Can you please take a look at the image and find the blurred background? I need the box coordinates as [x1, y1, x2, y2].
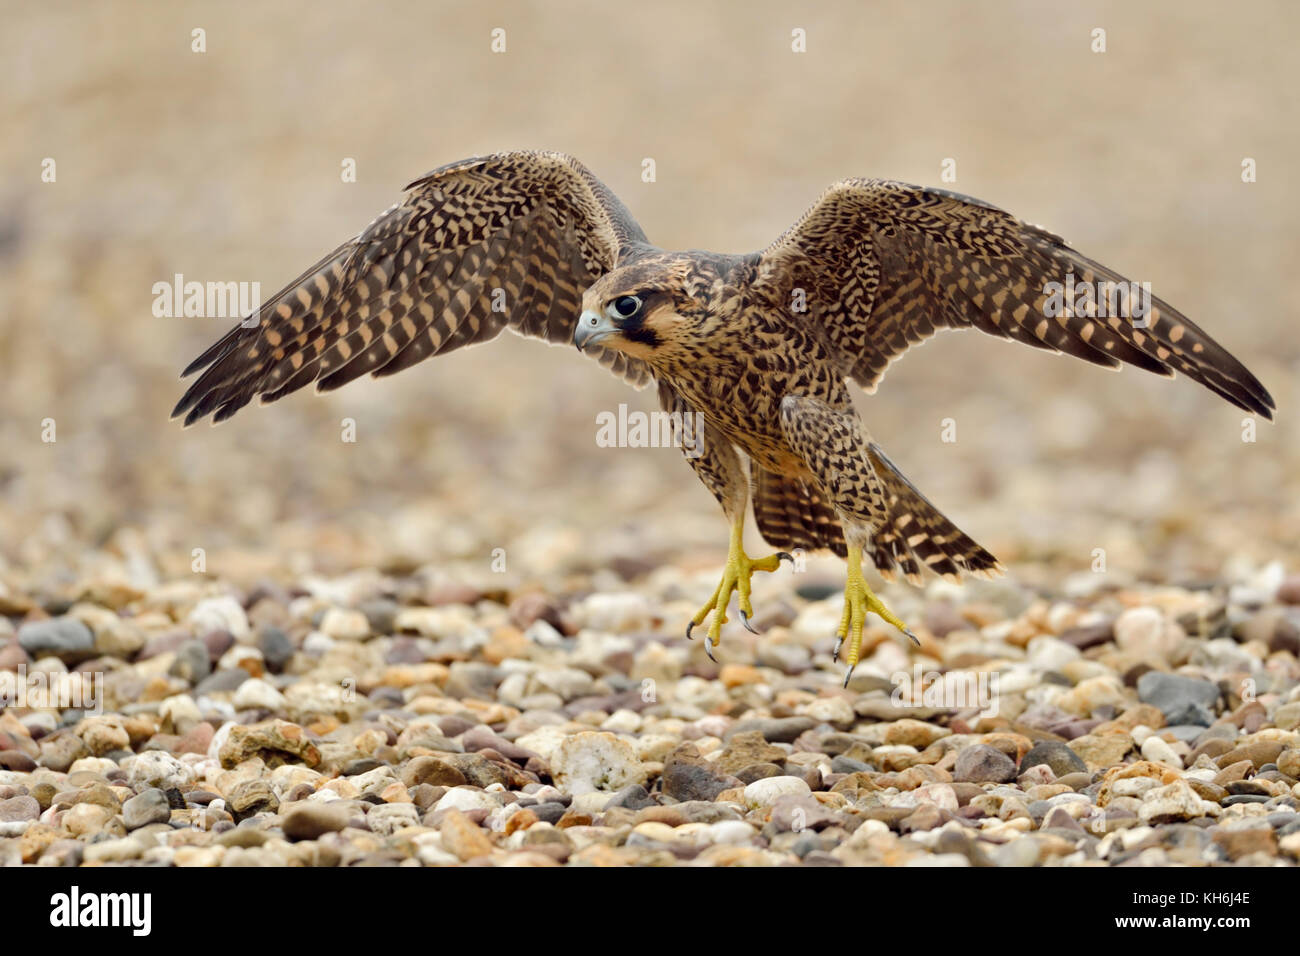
[1, 0, 1296, 606]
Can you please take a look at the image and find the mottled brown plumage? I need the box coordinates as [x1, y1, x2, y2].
[173, 152, 654, 425]
[175, 150, 1275, 673]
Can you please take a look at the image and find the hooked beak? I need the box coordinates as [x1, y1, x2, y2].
[574, 309, 618, 352]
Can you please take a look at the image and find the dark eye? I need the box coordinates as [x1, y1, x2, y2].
[611, 295, 642, 319]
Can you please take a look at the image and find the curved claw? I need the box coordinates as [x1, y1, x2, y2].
[739, 609, 759, 634]
[902, 626, 920, 647]
[776, 552, 794, 566]
[704, 640, 717, 663]
[842, 663, 856, 688]
[686, 620, 696, 641]
[832, 634, 844, 662]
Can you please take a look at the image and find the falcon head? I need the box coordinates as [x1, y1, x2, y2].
[573, 254, 726, 363]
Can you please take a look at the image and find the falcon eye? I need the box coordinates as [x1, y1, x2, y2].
[610, 295, 643, 320]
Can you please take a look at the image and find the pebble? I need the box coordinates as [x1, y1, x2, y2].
[128, 751, 195, 790]
[0, 795, 39, 827]
[954, 744, 1018, 783]
[1277, 750, 1300, 778]
[188, 596, 251, 642]
[1114, 606, 1179, 658]
[63, 803, 115, 837]
[368, 803, 420, 835]
[724, 717, 816, 744]
[1140, 735, 1184, 769]
[991, 838, 1041, 867]
[16, 618, 95, 662]
[713, 731, 788, 775]
[1021, 741, 1088, 778]
[281, 802, 351, 840]
[662, 761, 734, 803]
[605, 784, 657, 811]
[800, 697, 855, 726]
[549, 732, 646, 794]
[1137, 672, 1220, 726]
[320, 608, 371, 641]
[122, 788, 171, 829]
[743, 776, 811, 809]
[440, 808, 495, 860]
[258, 627, 295, 672]
[218, 720, 321, 769]
[171, 639, 212, 683]
[1069, 733, 1134, 771]
[883, 719, 950, 748]
[574, 593, 652, 632]
[79, 716, 130, 755]
[233, 678, 288, 711]
[1140, 779, 1215, 824]
[435, 788, 502, 814]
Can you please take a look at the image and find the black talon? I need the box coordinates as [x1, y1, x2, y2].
[832, 634, 844, 662]
[777, 552, 794, 566]
[686, 620, 696, 640]
[902, 627, 920, 647]
[842, 663, 856, 688]
[704, 641, 717, 663]
[739, 610, 759, 634]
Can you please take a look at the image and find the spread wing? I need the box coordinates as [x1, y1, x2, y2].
[173, 150, 654, 425]
[759, 179, 1275, 419]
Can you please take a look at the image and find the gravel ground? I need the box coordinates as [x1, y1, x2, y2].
[2, 554, 1299, 867]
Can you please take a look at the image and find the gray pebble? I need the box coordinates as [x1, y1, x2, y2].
[723, 717, 816, 744]
[17, 618, 94, 662]
[122, 789, 171, 830]
[258, 627, 295, 672]
[604, 784, 656, 811]
[1021, 741, 1087, 778]
[1137, 671, 1220, 724]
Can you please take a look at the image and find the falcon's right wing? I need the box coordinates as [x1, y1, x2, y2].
[173, 151, 655, 426]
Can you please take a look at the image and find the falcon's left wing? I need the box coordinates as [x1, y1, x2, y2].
[758, 179, 1275, 419]
[173, 151, 654, 426]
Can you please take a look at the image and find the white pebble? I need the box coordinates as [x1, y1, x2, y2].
[575, 593, 652, 633]
[320, 608, 370, 641]
[743, 775, 811, 809]
[549, 731, 646, 794]
[435, 787, 502, 814]
[1140, 735, 1184, 769]
[188, 595, 250, 640]
[232, 678, 287, 711]
[707, 820, 758, 845]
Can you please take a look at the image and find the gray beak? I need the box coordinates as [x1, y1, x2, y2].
[574, 309, 617, 352]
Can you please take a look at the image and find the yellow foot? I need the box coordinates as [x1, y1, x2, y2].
[687, 541, 792, 661]
[836, 547, 919, 686]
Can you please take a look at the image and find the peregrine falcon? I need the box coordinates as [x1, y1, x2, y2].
[174, 150, 1276, 683]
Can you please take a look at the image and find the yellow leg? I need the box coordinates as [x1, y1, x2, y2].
[687, 513, 790, 660]
[836, 543, 918, 685]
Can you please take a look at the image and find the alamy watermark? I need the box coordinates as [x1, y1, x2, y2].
[1043, 273, 1152, 328]
[0, 666, 103, 715]
[596, 403, 705, 458]
[49, 886, 151, 936]
[152, 273, 261, 326]
[890, 665, 1000, 718]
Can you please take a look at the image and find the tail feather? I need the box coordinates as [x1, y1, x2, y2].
[752, 467, 847, 558]
[865, 443, 1003, 583]
[751, 454, 1001, 586]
